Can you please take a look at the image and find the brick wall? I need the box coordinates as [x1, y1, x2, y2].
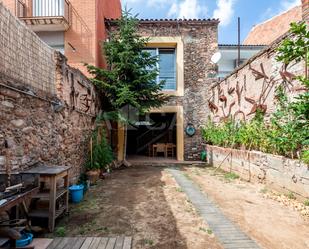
[209, 33, 304, 123]
[0, 2, 56, 94]
[96, 0, 121, 69]
[1, 0, 122, 76]
[64, 0, 96, 76]
[64, 0, 121, 75]
[302, 0, 309, 23]
[135, 20, 218, 160]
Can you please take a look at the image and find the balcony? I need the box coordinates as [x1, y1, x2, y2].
[16, 0, 71, 32]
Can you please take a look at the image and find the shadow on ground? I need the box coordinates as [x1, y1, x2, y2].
[59, 166, 194, 249]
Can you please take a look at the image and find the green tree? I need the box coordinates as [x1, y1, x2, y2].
[86, 10, 168, 115]
[86, 10, 169, 161]
[276, 21, 309, 162]
[86, 126, 114, 171]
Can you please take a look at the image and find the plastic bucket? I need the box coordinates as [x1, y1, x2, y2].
[16, 232, 33, 247]
[69, 184, 84, 203]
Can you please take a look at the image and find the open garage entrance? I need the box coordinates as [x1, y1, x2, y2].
[127, 113, 177, 159]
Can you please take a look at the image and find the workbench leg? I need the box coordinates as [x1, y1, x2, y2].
[64, 174, 69, 214]
[48, 176, 56, 232]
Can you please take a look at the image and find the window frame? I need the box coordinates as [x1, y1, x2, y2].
[145, 37, 184, 97]
[144, 47, 177, 91]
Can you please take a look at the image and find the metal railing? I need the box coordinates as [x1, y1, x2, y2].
[16, 0, 70, 24]
[16, 0, 26, 18]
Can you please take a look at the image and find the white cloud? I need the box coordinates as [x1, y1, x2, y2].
[281, 0, 301, 11]
[123, 0, 176, 9]
[122, 0, 140, 3]
[123, 0, 208, 19]
[147, 0, 175, 8]
[212, 0, 236, 26]
[167, 0, 208, 19]
[258, 0, 301, 22]
[168, 2, 178, 17]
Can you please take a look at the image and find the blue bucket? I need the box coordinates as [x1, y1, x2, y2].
[16, 232, 33, 247]
[69, 184, 84, 203]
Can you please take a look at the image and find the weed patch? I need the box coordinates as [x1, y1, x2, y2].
[55, 227, 66, 237]
[224, 172, 240, 180]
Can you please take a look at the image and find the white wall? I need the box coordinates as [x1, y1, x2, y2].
[36, 31, 65, 53]
[218, 46, 264, 78]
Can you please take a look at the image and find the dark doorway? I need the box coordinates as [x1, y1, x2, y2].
[126, 113, 177, 158]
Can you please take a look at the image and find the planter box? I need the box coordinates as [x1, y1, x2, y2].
[205, 145, 309, 199]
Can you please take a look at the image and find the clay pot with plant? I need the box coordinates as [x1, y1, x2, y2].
[86, 126, 113, 185]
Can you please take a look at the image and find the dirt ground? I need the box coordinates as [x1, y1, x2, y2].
[59, 166, 223, 249]
[182, 166, 309, 249]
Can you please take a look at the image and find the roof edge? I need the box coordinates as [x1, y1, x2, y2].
[105, 18, 220, 25]
[219, 44, 266, 47]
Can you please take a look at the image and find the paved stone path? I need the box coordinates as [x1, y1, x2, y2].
[168, 168, 261, 249]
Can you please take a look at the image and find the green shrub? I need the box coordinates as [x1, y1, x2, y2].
[86, 127, 113, 171]
[55, 227, 66, 237]
[286, 192, 296, 200]
[201, 110, 308, 164]
[224, 172, 240, 180]
[301, 150, 309, 165]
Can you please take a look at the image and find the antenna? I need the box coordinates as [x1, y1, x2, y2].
[237, 17, 241, 67]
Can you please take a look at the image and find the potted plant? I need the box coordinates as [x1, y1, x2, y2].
[85, 126, 113, 185]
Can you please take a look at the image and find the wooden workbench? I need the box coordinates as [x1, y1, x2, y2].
[23, 165, 71, 232]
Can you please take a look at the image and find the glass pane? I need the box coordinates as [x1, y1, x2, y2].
[143, 48, 157, 57]
[159, 49, 176, 90]
[143, 48, 157, 71]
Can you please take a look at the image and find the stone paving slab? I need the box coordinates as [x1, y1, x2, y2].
[168, 168, 261, 249]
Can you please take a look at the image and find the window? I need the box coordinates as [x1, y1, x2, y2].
[144, 48, 177, 90]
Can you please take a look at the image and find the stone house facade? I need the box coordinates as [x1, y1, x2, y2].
[106, 19, 219, 161]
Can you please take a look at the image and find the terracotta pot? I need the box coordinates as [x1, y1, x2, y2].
[86, 170, 100, 185]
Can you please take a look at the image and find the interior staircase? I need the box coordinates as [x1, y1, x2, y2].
[136, 122, 171, 154]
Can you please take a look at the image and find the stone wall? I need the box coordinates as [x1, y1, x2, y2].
[0, 2, 55, 94]
[0, 4, 99, 182]
[0, 54, 98, 181]
[209, 33, 305, 123]
[206, 145, 309, 199]
[0, 52, 99, 181]
[130, 19, 218, 160]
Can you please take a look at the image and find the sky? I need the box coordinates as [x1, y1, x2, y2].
[121, 0, 301, 44]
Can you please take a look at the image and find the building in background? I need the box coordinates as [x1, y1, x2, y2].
[217, 44, 265, 78]
[2, 0, 121, 74]
[218, 5, 302, 78]
[244, 5, 302, 45]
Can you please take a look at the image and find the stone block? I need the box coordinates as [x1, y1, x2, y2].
[10, 119, 25, 128]
[1, 89, 20, 99]
[1, 100, 14, 109]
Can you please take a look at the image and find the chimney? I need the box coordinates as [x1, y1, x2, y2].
[302, 0, 309, 23]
